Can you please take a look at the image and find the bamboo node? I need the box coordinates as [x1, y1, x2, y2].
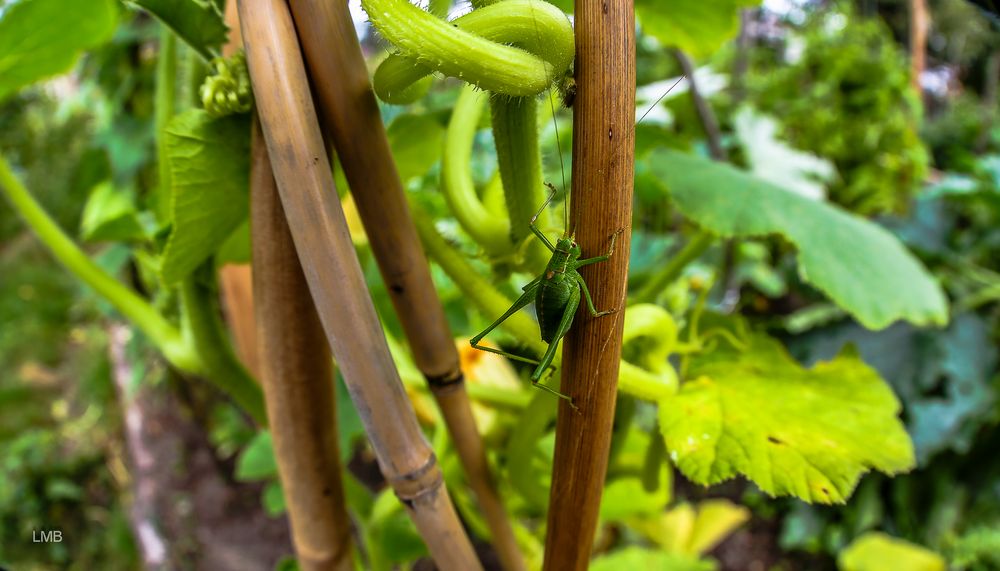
[425, 370, 465, 389]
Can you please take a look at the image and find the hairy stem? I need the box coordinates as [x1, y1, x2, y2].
[491, 96, 551, 271]
[442, 85, 511, 255]
[365, 0, 573, 97]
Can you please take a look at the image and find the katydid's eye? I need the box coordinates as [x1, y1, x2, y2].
[571, 242, 577, 248]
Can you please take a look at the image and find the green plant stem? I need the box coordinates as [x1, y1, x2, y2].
[154, 27, 177, 222]
[0, 152, 196, 373]
[491, 96, 551, 271]
[365, 0, 574, 97]
[442, 85, 511, 255]
[0, 153, 266, 425]
[412, 203, 674, 400]
[632, 231, 715, 304]
[178, 272, 267, 425]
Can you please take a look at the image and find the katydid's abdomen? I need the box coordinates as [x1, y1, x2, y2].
[537, 277, 576, 344]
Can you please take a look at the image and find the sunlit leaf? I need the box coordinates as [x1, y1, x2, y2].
[160, 110, 250, 284]
[127, 0, 228, 60]
[635, 0, 760, 59]
[0, 0, 117, 102]
[838, 532, 945, 571]
[660, 331, 914, 504]
[789, 314, 997, 465]
[647, 149, 948, 329]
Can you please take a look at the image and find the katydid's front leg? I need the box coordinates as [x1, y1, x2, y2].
[573, 227, 625, 269]
[470, 280, 543, 367]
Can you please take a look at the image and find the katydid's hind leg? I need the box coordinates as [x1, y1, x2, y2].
[471, 343, 543, 367]
[577, 273, 617, 317]
[470, 282, 539, 360]
[528, 288, 581, 407]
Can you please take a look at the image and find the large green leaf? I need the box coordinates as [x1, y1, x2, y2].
[660, 330, 914, 504]
[838, 532, 945, 571]
[160, 110, 250, 284]
[647, 149, 948, 330]
[127, 0, 228, 60]
[0, 0, 118, 102]
[635, 0, 759, 59]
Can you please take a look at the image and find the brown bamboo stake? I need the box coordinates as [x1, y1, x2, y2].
[542, 0, 636, 568]
[236, 0, 481, 568]
[251, 122, 354, 571]
[284, 2, 524, 569]
[216, 5, 353, 565]
[910, 0, 928, 94]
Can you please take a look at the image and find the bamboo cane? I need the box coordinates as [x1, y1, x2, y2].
[542, 0, 636, 568]
[251, 122, 354, 571]
[284, 1, 524, 569]
[909, 0, 929, 95]
[236, 0, 481, 568]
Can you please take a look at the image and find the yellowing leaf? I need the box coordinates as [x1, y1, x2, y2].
[660, 333, 914, 504]
[590, 547, 715, 571]
[687, 499, 751, 555]
[600, 429, 672, 523]
[838, 532, 945, 571]
[630, 500, 748, 556]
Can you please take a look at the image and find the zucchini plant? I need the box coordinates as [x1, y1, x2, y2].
[0, 0, 955, 569]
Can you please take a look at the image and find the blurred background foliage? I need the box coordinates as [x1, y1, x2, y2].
[1, 0, 1000, 570]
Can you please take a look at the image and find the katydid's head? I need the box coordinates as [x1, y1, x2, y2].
[555, 234, 581, 260]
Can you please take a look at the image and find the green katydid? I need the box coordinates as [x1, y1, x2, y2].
[468, 75, 686, 403]
[469, 187, 624, 402]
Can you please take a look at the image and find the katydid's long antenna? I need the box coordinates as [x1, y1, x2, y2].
[636, 74, 686, 127]
[546, 88, 569, 230]
[527, 0, 569, 231]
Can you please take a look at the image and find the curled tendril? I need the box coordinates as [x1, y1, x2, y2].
[200, 51, 253, 118]
[362, 0, 575, 100]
